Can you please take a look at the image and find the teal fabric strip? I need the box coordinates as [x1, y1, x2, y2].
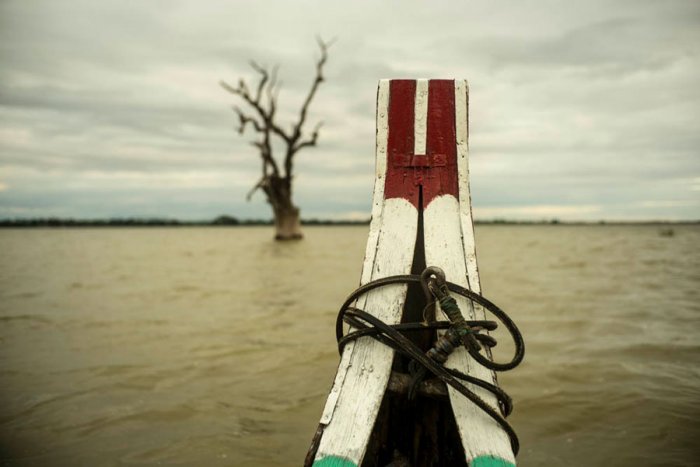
[471, 455, 516, 467]
[313, 455, 358, 467]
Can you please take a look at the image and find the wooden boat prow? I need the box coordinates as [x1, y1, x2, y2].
[306, 80, 519, 467]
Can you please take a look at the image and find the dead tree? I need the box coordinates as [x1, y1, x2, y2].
[220, 39, 330, 240]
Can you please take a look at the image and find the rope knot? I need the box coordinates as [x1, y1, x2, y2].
[335, 267, 525, 455]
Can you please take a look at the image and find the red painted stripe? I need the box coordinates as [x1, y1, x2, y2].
[384, 80, 418, 208]
[383, 79, 459, 209]
[424, 79, 458, 207]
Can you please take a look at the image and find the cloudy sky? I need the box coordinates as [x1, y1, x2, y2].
[0, 0, 698, 221]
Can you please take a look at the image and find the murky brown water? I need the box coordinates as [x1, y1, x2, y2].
[0, 225, 698, 466]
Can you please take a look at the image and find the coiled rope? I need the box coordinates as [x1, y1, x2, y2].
[335, 267, 525, 455]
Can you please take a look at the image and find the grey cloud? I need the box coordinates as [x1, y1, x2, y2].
[0, 0, 698, 221]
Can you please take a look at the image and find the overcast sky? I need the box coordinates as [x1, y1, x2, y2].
[0, 0, 698, 221]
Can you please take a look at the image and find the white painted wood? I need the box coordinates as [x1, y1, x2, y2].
[314, 80, 419, 466]
[315, 199, 417, 464]
[424, 196, 515, 464]
[422, 80, 515, 463]
[317, 80, 391, 427]
[455, 79, 481, 293]
[360, 79, 390, 286]
[414, 79, 429, 156]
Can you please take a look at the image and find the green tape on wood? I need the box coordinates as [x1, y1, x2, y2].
[313, 455, 357, 467]
[471, 455, 516, 467]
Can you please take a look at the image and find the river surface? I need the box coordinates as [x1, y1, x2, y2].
[0, 225, 698, 466]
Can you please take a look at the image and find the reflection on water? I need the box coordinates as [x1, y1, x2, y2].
[0, 225, 698, 466]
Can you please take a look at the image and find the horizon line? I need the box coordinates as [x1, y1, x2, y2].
[0, 216, 698, 227]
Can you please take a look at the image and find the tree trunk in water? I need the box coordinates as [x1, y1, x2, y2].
[265, 176, 303, 241]
[273, 204, 302, 240]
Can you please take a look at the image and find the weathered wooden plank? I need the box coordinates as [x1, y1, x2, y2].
[423, 79, 515, 465]
[312, 80, 419, 466]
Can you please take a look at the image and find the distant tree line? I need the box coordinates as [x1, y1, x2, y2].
[0, 217, 694, 228]
[0, 216, 370, 228]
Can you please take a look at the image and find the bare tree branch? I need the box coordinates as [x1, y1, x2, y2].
[220, 38, 331, 210]
[221, 73, 282, 181]
[293, 39, 328, 137]
[220, 77, 289, 142]
[246, 176, 267, 201]
[294, 121, 323, 152]
[231, 105, 262, 133]
[282, 38, 333, 179]
[250, 61, 268, 103]
[267, 65, 280, 119]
